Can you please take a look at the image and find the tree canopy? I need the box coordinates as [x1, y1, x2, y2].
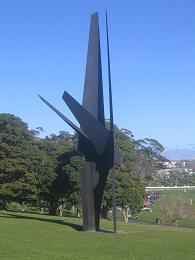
[0, 113, 166, 219]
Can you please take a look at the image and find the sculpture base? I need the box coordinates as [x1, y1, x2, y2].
[80, 162, 99, 231]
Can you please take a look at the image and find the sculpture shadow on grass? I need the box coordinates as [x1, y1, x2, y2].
[0, 211, 83, 231]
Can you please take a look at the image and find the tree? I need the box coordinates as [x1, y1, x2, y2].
[47, 150, 83, 215]
[160, 196, 193, 226]
[113, 126, 134, 172]
[49, 131, 74, 148]
[0, 113, 166, 222]
[101, 125, 145, 222]
[102, 170, 144, 222]
[0, 114, 39, 209]
[0, 114, 82, 215]
[36, 132, 83, 215]
[133, 138, 167, 180]
[33, 139, 58, 213]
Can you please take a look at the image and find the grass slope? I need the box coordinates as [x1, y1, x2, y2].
[138, 190, 195, 228]
[0, 211, 195, 259]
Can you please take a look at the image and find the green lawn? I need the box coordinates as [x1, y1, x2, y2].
[138, 190, 195, 228]
[0, 211, 195, 259]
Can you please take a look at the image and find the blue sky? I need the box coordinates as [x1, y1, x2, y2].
[0, 0, 195, 157]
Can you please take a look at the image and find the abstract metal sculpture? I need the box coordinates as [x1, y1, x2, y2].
[39, 12, 115, 231]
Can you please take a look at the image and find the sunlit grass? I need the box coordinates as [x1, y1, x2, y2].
[0, 211, 195, 259]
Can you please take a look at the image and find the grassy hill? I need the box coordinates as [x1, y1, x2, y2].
[0, 211, 195, 259]
[138, 190, 195, 228]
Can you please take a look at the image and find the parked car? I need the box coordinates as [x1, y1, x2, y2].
[141, 207, 152, 212]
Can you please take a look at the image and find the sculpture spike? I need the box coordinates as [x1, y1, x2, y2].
[38, 94, 88, 139]
[39, 12, 116, 232]
[82, 12, 105, 124]
[106, 12, 114, 131]
[62, 91, 109, 155]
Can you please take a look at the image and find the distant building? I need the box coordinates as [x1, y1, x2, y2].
[170, 160, 177, 168]
[185, 160, 195, 170]
[156, 169, 171, 179]
[175, 161, 185, 168]
[155, 159, 195, 179]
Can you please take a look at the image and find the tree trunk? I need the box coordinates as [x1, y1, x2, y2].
[76, 208, 80, 218]
[172, 218, 177, 227]
[40, 207, 44, 214]
[21, 201, 25, 212]
[48, 200, 57, 215]
[59, 205, 64, 217]
[101, 206, 108, 219]
[122, 207, 129, 223]
[49, 207, 57, 215]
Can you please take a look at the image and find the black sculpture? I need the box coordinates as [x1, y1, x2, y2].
[39, 12, 115, 231]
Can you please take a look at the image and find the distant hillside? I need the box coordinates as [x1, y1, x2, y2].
[163, 147, 195, 160]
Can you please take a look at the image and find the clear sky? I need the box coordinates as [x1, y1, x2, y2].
[0, 0, 195, 155]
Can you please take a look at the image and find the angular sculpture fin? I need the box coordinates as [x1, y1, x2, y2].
[82, 12, 105, 124]
[105, 12, 114, 167]
[106, 12, 114, 132]
[62, 91, 109, 155]
[38, 94, 88, 140]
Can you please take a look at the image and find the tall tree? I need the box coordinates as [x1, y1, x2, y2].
[101, 125, 145, 221]
[160, 196, 194, 226]
[133, 138, 167, 180]
[0, 114, 38, 209]
[37, 132, 83, 215]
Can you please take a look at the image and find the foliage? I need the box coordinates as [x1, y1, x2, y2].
[9, 202, 23, 210]
[0, 114, 38, 208]
[102, 125, 145, 219]
[133, 138, 167, 180]
[35, 133, 82, 214]
[47, 150, 83, 214]
[0, 113, 166, 217]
